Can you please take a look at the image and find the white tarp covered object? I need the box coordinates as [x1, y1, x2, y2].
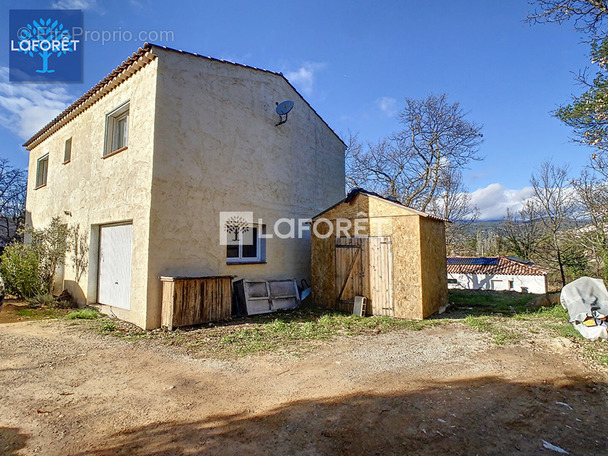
[560, 277, 608, 340]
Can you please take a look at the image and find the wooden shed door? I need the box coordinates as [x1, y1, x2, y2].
[335, 238, 364, 311]
[368, 237, 393, 316]
[98, 224, 132, 310]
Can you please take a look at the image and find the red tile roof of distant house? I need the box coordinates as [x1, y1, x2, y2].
[446, 256, 547, 276]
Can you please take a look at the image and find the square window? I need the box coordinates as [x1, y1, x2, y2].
[104, 102, 129, 156]
[227, 225, 265, 263]
[64, 137, 72, 163]
[36, 154, 49, 188]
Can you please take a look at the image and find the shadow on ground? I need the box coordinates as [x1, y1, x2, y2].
[0, 427, 28, 455]
[75, 375, 606, 456]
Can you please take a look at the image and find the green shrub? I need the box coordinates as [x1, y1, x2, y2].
[0, 217, 80, 298]
[100, 321, 117, 332]
[0, 243, 45, 298]
[27, 217, 70, 293]
[27, 293, 57, 308]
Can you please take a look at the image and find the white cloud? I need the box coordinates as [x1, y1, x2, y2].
[52, 0, 98, 9]
[0, 67, 73, 141]
[469, 183, 536, 221]
[285, 62, 326, 96]
[375, 96, 397, 117]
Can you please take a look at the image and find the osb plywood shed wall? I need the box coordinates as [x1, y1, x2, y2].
[311, 190, 448, 320]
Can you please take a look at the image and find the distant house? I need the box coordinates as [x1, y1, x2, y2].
[447, 256, 548, 294]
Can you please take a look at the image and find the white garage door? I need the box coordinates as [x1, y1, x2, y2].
[98, 224, 133, 310]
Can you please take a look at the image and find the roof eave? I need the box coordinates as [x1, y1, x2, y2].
[313, 190, 449, 222]
[23, 44, 156, 150]
[23, 42, 345, 151]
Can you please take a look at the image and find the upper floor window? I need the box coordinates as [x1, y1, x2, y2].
[63, 137, 72, 164]
[36, 154, 49, 188]
[104, 102, 129, 157]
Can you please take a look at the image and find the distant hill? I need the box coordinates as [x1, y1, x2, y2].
[457, 220, 502, 234]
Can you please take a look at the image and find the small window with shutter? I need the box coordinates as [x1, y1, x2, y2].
[63, 137, 72, 163]
[104, 101, 129, 157]
[36, 154, 49, 188]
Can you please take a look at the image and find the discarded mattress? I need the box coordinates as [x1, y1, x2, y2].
[560, 277, 608, 340]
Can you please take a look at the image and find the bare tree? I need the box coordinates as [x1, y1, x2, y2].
[344, 131, 366, 190]
[499, 202, 545, 260]
[393, 94, 483, 210]
[530, 161, 575, 286]
[429, 166, 478, 221]
[476, 229, 501, 256]
[527, 2, 608, 161]
[345, 133, 406, 196]
[0, 158, 27, 245]
[345, 94, 483, 212]
[347, 138, 409, 197]
[428, 166, 479, 253]
[526, 0, 608, 38]
[571, 169, 608, 277]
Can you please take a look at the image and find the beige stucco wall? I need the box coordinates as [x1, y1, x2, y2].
[25, 47, 345, 330]
[145, 48, 346, 328]
[25, 58, 158, 329]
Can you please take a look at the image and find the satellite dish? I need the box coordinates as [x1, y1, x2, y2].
[276, 100, 294, 115]
[275, 100, 294, 126]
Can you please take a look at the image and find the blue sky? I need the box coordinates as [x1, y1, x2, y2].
[0, 0, 595, 219]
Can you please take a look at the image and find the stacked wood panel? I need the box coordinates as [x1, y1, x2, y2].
[161, 276, 233, 329]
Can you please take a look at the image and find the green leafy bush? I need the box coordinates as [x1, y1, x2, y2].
[0, 243, 45, 298]
[27, 217, 71, 292]
[0, 216, 77, 298]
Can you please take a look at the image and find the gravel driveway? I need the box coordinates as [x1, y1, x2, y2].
[1, 317, 608, 455]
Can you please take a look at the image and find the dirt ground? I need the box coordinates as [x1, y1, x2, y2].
[1, 306, 608, 456]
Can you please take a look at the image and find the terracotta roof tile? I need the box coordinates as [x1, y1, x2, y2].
[446, 256, 547, 276]
[24, 44, 155, 149]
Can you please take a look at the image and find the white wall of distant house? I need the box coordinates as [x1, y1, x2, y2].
[447, 273, 547, 294]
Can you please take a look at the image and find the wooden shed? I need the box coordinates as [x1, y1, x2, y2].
[311, 189, 448, 319]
